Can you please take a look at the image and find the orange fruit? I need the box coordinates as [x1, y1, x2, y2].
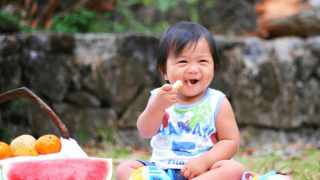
[0, 142, 14, 160]
[10, 134, 36, 154]
[13, 147, 39, 157]
[35, 134, 61, 155]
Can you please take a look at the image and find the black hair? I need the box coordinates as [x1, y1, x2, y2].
[157, 22, 220, 76]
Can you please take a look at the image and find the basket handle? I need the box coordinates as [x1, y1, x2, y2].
[0, 87, 69, 139]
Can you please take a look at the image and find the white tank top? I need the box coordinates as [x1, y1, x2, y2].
[149, 88, 226, 169]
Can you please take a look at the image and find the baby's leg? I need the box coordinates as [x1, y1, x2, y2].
[192, 160, 245, 180]
[115, 160, 145, 180]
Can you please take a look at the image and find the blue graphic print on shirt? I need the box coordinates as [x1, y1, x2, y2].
[149, 88, 226, 169]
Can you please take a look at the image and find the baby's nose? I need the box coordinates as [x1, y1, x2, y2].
[187, 66, 199, 74]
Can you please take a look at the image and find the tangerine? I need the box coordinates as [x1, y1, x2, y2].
[10, 134, 36, 154]
[0, 142, 14, 160]
[13, 147, 39, 157]
[35, 134, 61, 155]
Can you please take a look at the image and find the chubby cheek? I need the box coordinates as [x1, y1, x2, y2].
[209, 70, 214, 79]
[202, 70, 214, 86]
[207, 73, 214, 84]
[165, 69, 184, 83]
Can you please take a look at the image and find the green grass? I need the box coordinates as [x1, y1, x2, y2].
[84, 142, 320, 180]
[82, 141, 151, 180]
[235, 147, 320, 180]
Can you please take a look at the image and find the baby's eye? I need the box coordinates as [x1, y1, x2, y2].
[199, 60, 207, 63]
[178, 60, 187, 63]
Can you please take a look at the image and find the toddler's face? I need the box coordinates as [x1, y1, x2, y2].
[163, 37, 214, 102]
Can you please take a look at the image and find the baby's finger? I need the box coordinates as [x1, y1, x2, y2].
[169, 93, 178, 99]
[167, 89, 178, 96]
[171, 98, 179, 104]
[182, 170, 190, 179]
[161, 84, 173, 91]
[181, 166, 186, 175]
[188, 172, 196, 179]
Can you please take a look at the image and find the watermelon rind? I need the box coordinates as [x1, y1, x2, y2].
[105, 158, 113, 180]
[1, 157, 112, 180]
[1, 162, 9, 180]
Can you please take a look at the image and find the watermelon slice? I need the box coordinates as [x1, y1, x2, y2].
[1, 157, 112, 180]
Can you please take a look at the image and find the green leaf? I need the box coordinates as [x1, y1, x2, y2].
[113, 22, 126, 33]
[50, 7, 97, 33]
[190, 106, 199, 114]
[189, 114, 204, 129]
[143, 0, 153, 6]
[153, 21, 169, 34]
[185, 0, 200, 5]
[189, 7, 199, 23]
[174, 107, 189, 114]
[205, 1, 215, 8]
[155, 0, 179, 12]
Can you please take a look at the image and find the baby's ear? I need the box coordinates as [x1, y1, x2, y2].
[162, 73, 168, 81]
[158, 67, 168, 80]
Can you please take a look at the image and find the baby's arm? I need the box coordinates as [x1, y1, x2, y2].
[137, 84, 179, 138]
[181, 97, 240, 179]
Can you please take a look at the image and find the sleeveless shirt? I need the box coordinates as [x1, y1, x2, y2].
[149, 88, 226, 169]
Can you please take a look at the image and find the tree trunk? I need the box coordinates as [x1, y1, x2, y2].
[247, 0, 320, 38]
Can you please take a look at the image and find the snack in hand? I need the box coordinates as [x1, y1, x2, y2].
[172, 80, 183, 90]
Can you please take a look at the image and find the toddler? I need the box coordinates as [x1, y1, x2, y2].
[116, 21, 245, 180]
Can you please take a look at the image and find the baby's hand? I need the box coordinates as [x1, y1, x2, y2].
[181, 157, 208, 179]
[153, 84, 179, 111]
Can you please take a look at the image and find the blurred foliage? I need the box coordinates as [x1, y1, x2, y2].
[1, 0, 214, 34]
[0, 11, 34, 34]
[49, 7, 98, 33]
[107, 0, 215, 34]
[98, 1, 171, 34]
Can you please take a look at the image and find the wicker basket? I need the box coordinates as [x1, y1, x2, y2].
[0, 87, 69, 139]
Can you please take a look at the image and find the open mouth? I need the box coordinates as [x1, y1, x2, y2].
[186, 79, 199, 85]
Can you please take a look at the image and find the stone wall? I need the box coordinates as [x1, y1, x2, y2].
[0, 33, 319, 149]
